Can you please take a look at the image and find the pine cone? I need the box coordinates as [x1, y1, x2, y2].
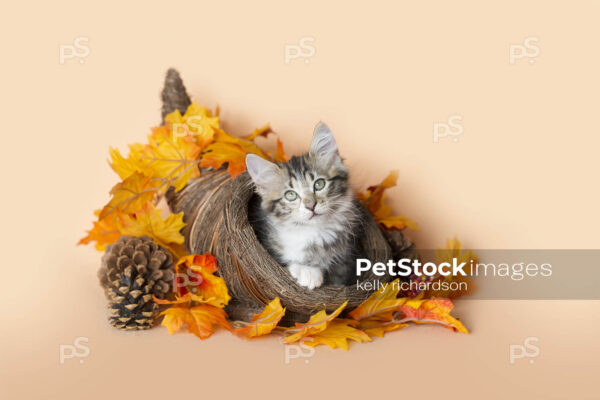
[99, 236, 175, 330]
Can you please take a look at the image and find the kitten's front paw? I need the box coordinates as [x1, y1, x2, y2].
[288, 264, 302, 280]
[289, 265, 324, 290]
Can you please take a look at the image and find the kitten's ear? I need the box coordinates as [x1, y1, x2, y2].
[309, 122, 341, 168]
[246, 154, 282, 193]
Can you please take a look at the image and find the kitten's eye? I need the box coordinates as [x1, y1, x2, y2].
[313, 178, 326, 191]
[284, 190, 298, 201]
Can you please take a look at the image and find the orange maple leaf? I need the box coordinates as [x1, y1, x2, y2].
[243, 124, 273, 141]
[160, 304, 231, 339]
[78, 210, 123, 250]
[199, 141, 249, 177]
[358, 171, 418, 231]
[171, 254, 231, 307]
[394, 298, 468, 334]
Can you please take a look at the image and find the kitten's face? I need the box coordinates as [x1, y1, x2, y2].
[246, 123, 351, 225]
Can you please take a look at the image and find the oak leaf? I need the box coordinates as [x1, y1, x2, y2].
[233, 298, 286, 338]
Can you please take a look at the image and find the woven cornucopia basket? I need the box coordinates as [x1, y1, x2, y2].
[162, 69, 417, 324]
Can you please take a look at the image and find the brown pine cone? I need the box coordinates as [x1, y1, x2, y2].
[99, 236, 175, 330]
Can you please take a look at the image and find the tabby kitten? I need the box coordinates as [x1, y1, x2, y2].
[246, 122, 366, 289]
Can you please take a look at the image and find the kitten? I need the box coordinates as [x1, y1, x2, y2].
[246, 122, 367, 289]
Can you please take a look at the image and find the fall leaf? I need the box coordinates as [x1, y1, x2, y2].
[273, 138, 289, 162]
[357, 318, 408, 338]
[164, 102, 218, 149]
[302, 319, 371, 350]
[394, 298, 469, 334]
[144, 127, 202, 192]
[160, 304, 231, 339]
[78, 210, 123, 250]
[378, 216, 419, 231]
[200, 128, 273, 177]
[200, 141, 249, 177]
[424, 237, 478, 299]
[99, 172, 158, 219]
[349, 280, 468, 336]
[173, 254, 231, 307]
[117, 203, 185, 256]
[109, 145, 147, 180]
[349, 279, 405, 321]
[243, 124, 273, 141]
[358, 171, 418, 231]
[109, 126, 202, 194]
[284, 301, 347, 344]
[212, 129, 270, 159]
[349, 279, 410, 336]
[233, 298, 286, 338]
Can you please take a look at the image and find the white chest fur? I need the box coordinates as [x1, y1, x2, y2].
[273, 221, 341, 265]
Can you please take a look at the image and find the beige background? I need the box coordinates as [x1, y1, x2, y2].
[1, 1, 599, 399]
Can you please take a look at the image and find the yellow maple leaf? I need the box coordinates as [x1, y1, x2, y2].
[425, 237, 479, 299]
[348, 279, 410, 337]
[143, 127, 202, 192]
[356, 318, 408, 338]
[160, 304, 231, 339]
[212, 129, 270, 158]
[358, 171, 418, 231]
[109, 145, 147, 180]
[99, 172, 158, 219]
[117, 203, 185, 256]
[302, 319, 371, 350]
[164, 102, 218, 149]
[233, 298, 286, 338]
[109, 126, 202, 194]
[284, 301, 347, 344]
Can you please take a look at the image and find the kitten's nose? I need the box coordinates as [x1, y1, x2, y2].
[303, 198, 316, 211]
